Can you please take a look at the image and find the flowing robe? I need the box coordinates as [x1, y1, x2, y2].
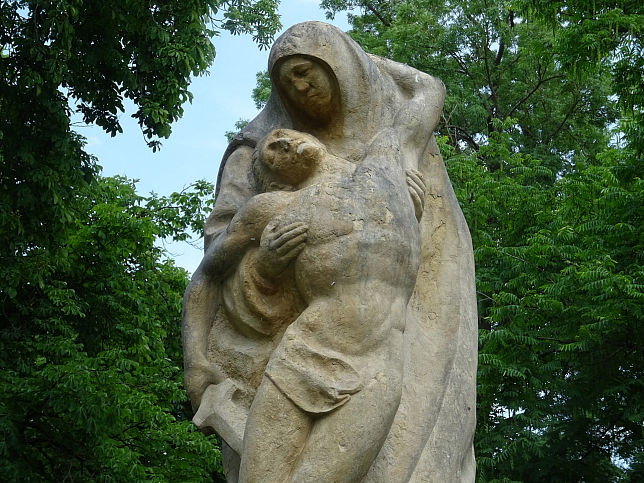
[183, 21, 478, 482]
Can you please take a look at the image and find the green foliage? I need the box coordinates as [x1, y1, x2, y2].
[325, 1, 643, 481]
[147, 180, 216, 241]
[445, 128, 643, 481]
[513, 0, 644, 153]
[323, 0, 616, 173]
[1, 0, 280, 149]
[225, 119, 250, 142]
[1, 0, 279, 480]
[252, 70, 272, 110]
[0, 176, 221, 481]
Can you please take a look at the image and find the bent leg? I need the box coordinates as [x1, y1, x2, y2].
[238, 376, 311, 483]
[290, 363, 402, 483]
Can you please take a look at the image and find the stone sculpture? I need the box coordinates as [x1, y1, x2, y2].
[183, 21, 478, 482]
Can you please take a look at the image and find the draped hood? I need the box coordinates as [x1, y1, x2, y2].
[215, 22, 395, 197]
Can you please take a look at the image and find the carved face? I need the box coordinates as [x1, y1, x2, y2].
[277, 56, 337, 122]
[258, 129, 325, 188]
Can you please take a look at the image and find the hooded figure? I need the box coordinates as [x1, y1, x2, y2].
[183, 22, 477, 482]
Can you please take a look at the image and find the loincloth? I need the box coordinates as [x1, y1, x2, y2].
[265, 332, 363, 414]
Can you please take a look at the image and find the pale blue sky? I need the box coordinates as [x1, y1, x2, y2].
[80, 1, 350, 273]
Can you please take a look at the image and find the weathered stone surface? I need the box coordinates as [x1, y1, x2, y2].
[183, 21, 477, 482]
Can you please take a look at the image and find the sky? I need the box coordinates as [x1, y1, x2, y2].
[80, 1, 351, 274]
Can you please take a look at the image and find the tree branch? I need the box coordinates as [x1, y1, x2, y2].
[362, 1, 391, 27]
[448, 125, 480, 151]
[494, 39, 505, 66]
[545, 97, 580, 144]
[506, 72, 565, 118]
[449, 51, 473, 78]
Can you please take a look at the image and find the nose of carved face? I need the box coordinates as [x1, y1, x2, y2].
[292, 79, 310, 94]
[296, 142, 320, 160]
[277, 138, 291, 152]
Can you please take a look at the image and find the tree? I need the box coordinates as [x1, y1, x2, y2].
[1, 0, 280, 264]
[515, 0, 643, 154]
[321, 1, 643, 481]
[322, 0, 616, 172]
[0, 176, 224, 480]
[444, 127, 643, 482]
[1, 1, 280, 480]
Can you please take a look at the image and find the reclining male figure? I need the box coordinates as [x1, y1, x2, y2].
[202, 127, 426, 482]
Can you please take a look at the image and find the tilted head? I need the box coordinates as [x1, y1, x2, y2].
[275, 56, 339, 125]
[254, 129, 327, 191]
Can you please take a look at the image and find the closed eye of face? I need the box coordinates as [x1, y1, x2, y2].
[280, 61, 314, 89]
[292, 62, 312, 77]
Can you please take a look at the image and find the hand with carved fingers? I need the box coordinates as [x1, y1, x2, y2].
[255, 219, 308, 279]
[406, 168, 426, 222]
